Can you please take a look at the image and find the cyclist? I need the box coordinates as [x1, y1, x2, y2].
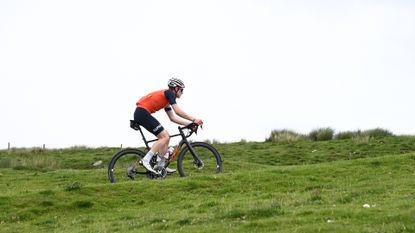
[134, 78, 203, 174]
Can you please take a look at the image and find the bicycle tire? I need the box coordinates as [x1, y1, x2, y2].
[177, 142, 222, 177]
[108, 148, 146, 183]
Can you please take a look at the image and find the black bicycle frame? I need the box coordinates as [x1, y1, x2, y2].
[135, 123, 203, 163]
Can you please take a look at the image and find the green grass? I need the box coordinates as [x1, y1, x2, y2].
[1, 136, 415, 232]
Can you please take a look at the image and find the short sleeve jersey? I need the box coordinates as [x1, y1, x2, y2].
[136, 89, 176, 113]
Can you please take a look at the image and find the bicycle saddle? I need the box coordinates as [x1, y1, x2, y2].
[130, 120, 141, 131]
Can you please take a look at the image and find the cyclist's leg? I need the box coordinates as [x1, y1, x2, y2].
[152, 130, 170, 155]
[134, 108, 170, 172]
[134, 107, 165, 137]
[153, 130, 176, 172]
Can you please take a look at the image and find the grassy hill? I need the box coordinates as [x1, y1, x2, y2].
[1, 136, 415, 232]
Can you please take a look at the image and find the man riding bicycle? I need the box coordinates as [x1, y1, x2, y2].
[134, 78, 203, 174]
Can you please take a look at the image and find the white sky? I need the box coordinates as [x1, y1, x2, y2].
[1, 0, 414, 148]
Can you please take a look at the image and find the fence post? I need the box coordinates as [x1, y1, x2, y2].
[8, 142, 10, 150]
[43, 144, 46, 150]
[120, 144, 123, 149]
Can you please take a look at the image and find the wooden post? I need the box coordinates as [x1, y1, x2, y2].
[43, 144, 46, 150]
[8, 142, 10, 150]
[120, 144, 123, 149]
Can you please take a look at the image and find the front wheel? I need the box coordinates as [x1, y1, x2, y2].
[108, 148, 146, 183]
[177, 142, 222, 177]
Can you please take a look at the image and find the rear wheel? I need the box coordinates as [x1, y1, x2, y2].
[108, 148, 146, 183]
[177, 142, 222, 177]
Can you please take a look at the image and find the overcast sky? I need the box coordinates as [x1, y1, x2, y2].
[1, 0, 414, 148]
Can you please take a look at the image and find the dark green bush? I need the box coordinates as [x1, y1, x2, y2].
[309, 128, 334, 141]
[335, 128, 393, 140]
[335, 131, 360, 140]
[362, 128, 393, 138]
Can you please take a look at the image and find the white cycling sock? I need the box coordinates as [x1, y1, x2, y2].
[143, 151, 155, 162]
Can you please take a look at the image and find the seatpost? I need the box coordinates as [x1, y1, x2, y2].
[137, 126, 151, 150]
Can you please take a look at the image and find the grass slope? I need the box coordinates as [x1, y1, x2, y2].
[1, 136, 415, 232]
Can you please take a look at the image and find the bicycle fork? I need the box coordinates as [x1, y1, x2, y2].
[187, 145, 204, 169]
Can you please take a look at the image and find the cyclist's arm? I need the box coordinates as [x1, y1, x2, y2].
[165, 108, 190, 125]
[171, 104, 203, 125]
[171, 104, 194, 121]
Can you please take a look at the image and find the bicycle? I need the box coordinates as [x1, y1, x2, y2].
[108, 120, 222, 183]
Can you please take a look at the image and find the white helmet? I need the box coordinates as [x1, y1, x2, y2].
[167, 78, 185, 88]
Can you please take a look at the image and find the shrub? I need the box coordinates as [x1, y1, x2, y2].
[309, 128, 334, 141]
[239, 139, 247, 144]
[335, 128, 393, 140]
[335, 131, 360, 140]
[362, 128, 393, 138]
[267, 129, 305, 143]
[212, 139, 221, 145]
[203, 139, 212, 144]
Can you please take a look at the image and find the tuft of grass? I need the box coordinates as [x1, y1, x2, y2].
[266, 129, 306, 143]
[309, 127, 334, 141]
[64, 182, 82, 191]
[222, 203, 284, 220]
[40, 201, 54, 207]
[352, 135, 372, 145]
[176, 219, 192, 226]
[72, 200, 94, 209]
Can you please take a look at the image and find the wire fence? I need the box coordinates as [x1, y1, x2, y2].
[6, 142, 46, 150]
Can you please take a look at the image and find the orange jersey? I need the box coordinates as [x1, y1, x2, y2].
[136, 89, 176, 113]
